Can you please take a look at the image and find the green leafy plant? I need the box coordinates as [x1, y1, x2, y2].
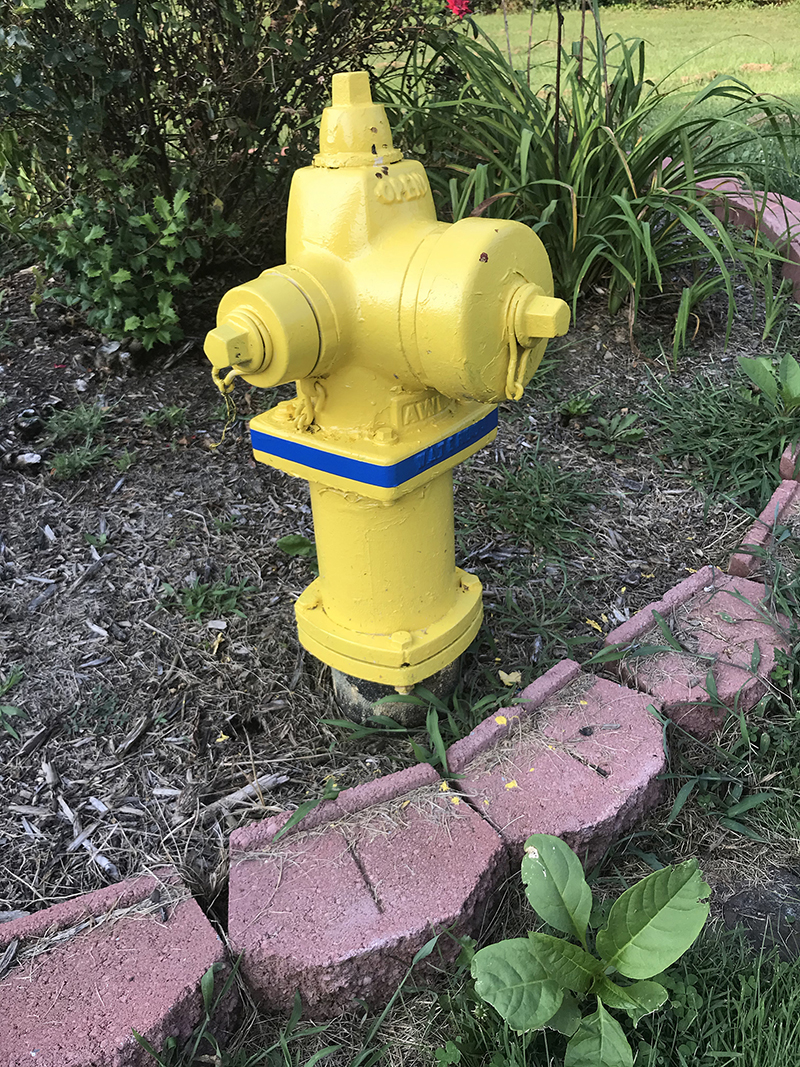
[84, 529, 110, 550]
[47, 401, 109, 442]
[35, 168, 235, 349]
[0, 664, 25, 740]
[50, 442, 109, 480]
[161, 566, 256, 621]
[584, 412, 645, 454]
[276, 534, 319, 576]
[114, 449, 136, 472]
[142, 405, 189, 430]
[738, 353, 800, 414]
[559, 393, 594, 421]
[471, 834, 709, 1067]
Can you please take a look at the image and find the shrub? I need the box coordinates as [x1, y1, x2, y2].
[30, 160, 236, 349]
[0, 0, 437, 332]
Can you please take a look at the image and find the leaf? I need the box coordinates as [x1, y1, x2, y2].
[200, 963, 215, 1011]
[545, 991, 581, 1036]
[526, 933, 604, 994]
[594, 977, 668, 1024]
[724, 792, 771, 817]
[471, 938, 563, 1032]
[738, 356, 778, 401]
[564, 1000, 634, 1067]
[595, 859, 709, 979]
[649, 610, 682, 651]
[750, 641, 761, 673]
[666, 779, 698, 823]
[499, 669, 522, 686]
[717, 817, 766, 841]
[153, 194, 170, 221]
[521, 834, 592, 946]
[276, 534, 315, 558]
[779, 354, 800, 406]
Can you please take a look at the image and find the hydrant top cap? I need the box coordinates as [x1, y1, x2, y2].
[314, 71, 403, 169]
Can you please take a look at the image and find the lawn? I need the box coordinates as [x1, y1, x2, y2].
[476, 4, 800, 106]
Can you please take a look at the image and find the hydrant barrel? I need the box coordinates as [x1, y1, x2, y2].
[204, 71, 569, 704]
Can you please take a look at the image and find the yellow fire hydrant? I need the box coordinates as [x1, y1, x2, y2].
[204, 71, 569, 713]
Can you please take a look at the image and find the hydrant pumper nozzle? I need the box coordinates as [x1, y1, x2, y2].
[204, 70, 570, 689]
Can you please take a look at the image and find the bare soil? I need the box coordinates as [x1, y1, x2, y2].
[0, 267, 776, 927]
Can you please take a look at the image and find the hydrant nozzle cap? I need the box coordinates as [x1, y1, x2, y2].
[314, 71, 403, 169]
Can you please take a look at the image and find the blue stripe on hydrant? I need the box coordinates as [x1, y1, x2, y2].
[251, 409, 498, 489]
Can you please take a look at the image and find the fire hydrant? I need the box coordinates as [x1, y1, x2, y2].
[204, 71, 569, 714]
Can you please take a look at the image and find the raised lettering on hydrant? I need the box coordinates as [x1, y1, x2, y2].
[204, 71, 569, 691]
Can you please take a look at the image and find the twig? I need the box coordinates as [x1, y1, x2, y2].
[69, 552, 117, 594]
[201, 772, 289, 822]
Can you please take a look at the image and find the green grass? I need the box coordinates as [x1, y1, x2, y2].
[50, 441, 110, 479]
[161, 566, 256, 620]
[635, 925, 800, 1066]
[468, 456, 602, 554]
[477, 5, 800, 104]
[47, 401, 110, 441]
[648, 371, 795, 511]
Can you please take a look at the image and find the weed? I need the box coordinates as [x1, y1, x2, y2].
[468, 834, 709, 1066]
[0, 704, 25, 739]
[50, 442, 109, 480]
[584, 411, 645, 455]
[664, 768, 771, 842]
[47, 402, 109, 442]
[142, 405, 188, 431]
[739, 352, 800, 414]
[470, 457, 601, 555]
[114, 449, 136, 472]
[84, 530, 110, 549]
[212, 516, 237, 534]
[636, 925, 800, 1066]
[0, 665, 23, 699]
[276, 534, 319, 576]
[0, 664, 25, 740]
[161, 566, 256, 621]
[326, 685, 512, 773]
[649, 373, 791, 510]
[558, 393, 594, 421]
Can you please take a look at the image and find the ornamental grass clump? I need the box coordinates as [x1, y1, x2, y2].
[387, 1, 797, 357]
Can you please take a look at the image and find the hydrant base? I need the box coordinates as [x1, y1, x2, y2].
[295, 569, 483, 686]
[330, 660, 462, 726]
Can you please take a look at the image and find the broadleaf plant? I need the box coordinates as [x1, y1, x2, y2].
[739, 354, 800, 414]
[472, 834, 709, 1067]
